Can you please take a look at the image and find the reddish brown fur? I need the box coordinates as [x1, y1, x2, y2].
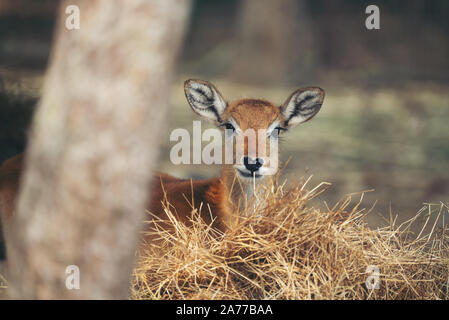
[225, 99, 280, 157]
[146, 174, 231, 235]
[0, 153, 25, 256]
[0, 154, 24, 222]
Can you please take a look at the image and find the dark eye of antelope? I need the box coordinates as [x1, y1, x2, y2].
[220, 122, 236, 133]
[271, 126, 286, 137]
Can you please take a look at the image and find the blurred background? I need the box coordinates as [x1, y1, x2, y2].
[0, 0, 448, 228]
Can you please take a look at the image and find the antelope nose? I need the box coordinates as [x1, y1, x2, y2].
[243, 157, 264, 173]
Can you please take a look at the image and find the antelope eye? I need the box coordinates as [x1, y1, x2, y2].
[221, 122, 236, 132]
[271, 126, 286, 137]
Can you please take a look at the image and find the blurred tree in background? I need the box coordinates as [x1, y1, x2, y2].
[228, 0, 314, 84]
[1, 0, 448, 85]
[179, 0, 449, 85]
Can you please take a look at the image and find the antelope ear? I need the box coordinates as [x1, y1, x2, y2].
[184, 79, 227, 123]
[281, 87, 325, 127]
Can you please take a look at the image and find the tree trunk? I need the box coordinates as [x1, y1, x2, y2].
[5, 0, 191, 299]
[228, 0, 315, 85]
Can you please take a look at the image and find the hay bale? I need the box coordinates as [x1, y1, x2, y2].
[132, 179, 449, 300]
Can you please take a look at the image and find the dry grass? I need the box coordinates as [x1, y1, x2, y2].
[131, 178, 449, 300]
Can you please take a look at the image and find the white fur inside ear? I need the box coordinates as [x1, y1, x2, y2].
[282, 88, 324, 126]
[185, 81, 227, 122]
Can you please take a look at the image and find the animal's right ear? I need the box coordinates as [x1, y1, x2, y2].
[280, 87, 325, 128]
[184, 79, 227, 123]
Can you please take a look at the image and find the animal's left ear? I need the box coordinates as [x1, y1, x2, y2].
[280, 87, 325, 127]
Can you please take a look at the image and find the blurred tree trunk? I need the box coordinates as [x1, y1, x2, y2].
[228, 0, 315, 85]
[5, 0, 190, 299]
